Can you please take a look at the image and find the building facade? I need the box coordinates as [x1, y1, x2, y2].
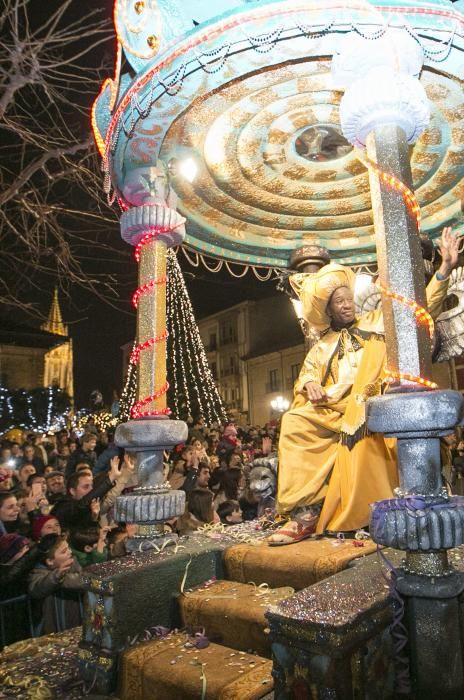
[0, 290, 74, 399]
[197, 294, 304, 425]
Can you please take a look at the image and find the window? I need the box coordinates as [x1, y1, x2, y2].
[209, 333, 217, 351]
[269, 369, 279, 392]
[291, 363, 300, 383]
[211, 362, 217, 379]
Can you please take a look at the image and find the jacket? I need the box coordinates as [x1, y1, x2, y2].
[28, 559, 86, 634]
[51, 476, 114, 531]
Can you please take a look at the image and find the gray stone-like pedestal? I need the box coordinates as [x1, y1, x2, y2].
[114, 417, 188, 551]
[367, 390, 464, 699]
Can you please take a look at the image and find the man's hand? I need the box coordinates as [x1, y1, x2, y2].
[90, 498, 101, 520]
[96, 526, 110, 553]
[437, 226, 461, 278]
[123, 452, 136, 472]
[305, 382, 328, 404]
[108, 455, 122, 482]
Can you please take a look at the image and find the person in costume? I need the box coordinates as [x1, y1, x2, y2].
[269, 226, 459, 545]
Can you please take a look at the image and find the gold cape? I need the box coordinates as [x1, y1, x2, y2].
[277, 273, 449, 532]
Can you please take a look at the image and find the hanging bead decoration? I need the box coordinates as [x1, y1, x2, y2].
[99, 3, 463, 163]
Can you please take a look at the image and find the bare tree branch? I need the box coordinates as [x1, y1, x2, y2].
[0, 0, 130, 320]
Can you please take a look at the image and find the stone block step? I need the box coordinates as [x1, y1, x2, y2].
[224, 536, 376, 589]
[119, 630, 273, 700]
[179, 579, 294, 657]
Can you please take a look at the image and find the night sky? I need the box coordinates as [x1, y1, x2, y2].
[15, 1, 462, 406]
[0, 1, 279, 408]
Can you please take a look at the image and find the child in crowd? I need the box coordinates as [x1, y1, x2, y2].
[31, 515, 61, 542]
[107, 524, 132, 558]
[70, 526, 109, 567]
[217, 500, 243, 526]
[29, 533, 86, 634]
[176, 489, 219, 536]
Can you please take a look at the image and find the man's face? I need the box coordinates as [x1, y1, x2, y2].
[70, 475, 93, 500]
[1, 448, 11, 462]
[229, 454, 242, 468]
[0, 496, 20, 521]
[327, 286, 356, 326]
[19, 464, 36, 483]
[47, 474, 65, 494]
[196, 467, 211, 488]
[83, 438, 97, 453]
[23, 446, 34, 460]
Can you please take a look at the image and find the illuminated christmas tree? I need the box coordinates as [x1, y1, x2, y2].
[118, 251, 226, 425]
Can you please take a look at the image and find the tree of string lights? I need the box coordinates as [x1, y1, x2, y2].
[118, 251, 227, 426]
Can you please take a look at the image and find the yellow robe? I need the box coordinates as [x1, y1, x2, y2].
[277, 273, 450, 532]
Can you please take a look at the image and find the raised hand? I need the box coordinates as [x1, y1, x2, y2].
[108, 455, 122, 482]
[437, 226, 461, 277]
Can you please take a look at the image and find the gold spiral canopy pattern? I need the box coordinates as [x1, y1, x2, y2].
[157, 58, 463, 267]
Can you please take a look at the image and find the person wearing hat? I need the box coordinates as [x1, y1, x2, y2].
[31, 515, 61, 542]
[45, 471, 66, 504]
[269, 226, 459, 545]
[0, 532, 40, 600]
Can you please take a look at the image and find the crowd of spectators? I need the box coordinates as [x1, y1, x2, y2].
[0, 417, 279, 644]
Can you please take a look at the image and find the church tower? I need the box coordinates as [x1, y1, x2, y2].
[42, 289, 74, 401]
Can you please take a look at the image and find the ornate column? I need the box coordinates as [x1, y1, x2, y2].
[114, 164, 188, 550]
[333, 29, 464, 698]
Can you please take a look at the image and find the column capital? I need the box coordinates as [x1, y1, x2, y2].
[121, 204, 186, 247]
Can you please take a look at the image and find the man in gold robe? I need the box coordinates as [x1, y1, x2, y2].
[269, 227, 459, 545]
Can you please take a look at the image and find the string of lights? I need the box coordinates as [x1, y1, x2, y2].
[379, 285, 434, 338]
[385, 370, 437, 390]
[166, 250, 227, 425]
[118, 342, 137, 423]
[358, 153, 434, 390]
[135, 227, 173, 262]
[132, 276, 167, 308]
[356, 151, 421, 231]
[0, 386, 70, 434]
[118, 252, 227, 425]
[130, 330, 169, 366]
[131, 383, 171, 419]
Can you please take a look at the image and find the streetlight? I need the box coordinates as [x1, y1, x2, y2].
[271, 395, 290, 413]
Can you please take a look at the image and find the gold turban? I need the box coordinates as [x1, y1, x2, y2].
[290, 263, 356, 330]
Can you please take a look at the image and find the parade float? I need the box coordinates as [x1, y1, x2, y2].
[3, 1, 464, 698]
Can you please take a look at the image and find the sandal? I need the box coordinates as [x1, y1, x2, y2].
[267, 515, 318, 547]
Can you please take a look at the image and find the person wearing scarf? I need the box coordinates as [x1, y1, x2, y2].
[269, 226, 458, 545]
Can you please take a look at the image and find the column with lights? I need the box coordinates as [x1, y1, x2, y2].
[333, 29, 464, 696]
[114, 164, 188, 550]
